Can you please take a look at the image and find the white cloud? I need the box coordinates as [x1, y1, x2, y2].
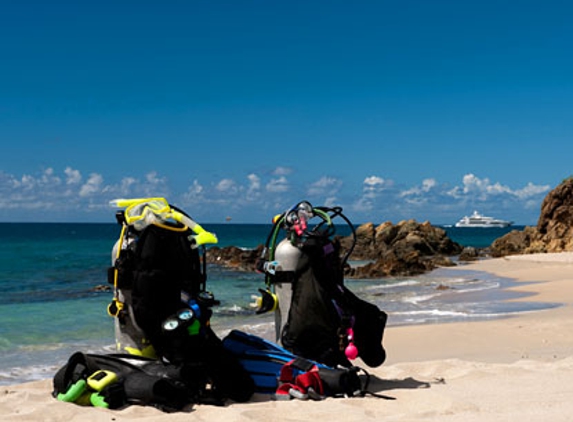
[0, 172, 18, 190]
[18, 174, 35, 190]
[352, 196, 374, 212]
[64, 167, 82, 185]
[98, 172, 170, 199]
[246, 173, 261, 199]
[463, 174, 511, 197]
[141, 171, 169, 197]
[307, 176, 342, 196]
[422, 178, 436, 191]
[462, 173, 488, 194]
[351, 176, 392, 213]
[79, 173, 103, 197]
[448, 173, 550, 201]
[514, 182, 551, 199]
[119, 177, 137, 194]
[187, 180, 203, 195]
[266, 176, 289, 193]
[362, 176, 391, 198]
[401, 178, 437, 197]
[272, 166, 292, 176]
[13, 168, 62, 191]
[145, 171, 165, 186]
[364, 175, 385, 186]
[180, 180, 205, 206]
[216, 178, 238, 193]
[40, 168, 61, 186]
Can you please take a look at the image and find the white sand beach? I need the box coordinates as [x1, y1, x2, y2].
[2, 253, 573, 421]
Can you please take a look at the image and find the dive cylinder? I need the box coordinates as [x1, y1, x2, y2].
[272, 238, 303, 342]
[110, 237, 154, 357]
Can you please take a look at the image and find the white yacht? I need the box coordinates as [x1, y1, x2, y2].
[455, 211, 513, 228]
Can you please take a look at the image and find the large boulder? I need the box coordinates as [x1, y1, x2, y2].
[206, 244, 263, 271]
[538, 177, 573, 236]
[491, 177, 573, 256]
[490, 226, 540, 257]
[536, 177, 573, 251]
[344, 219, 462, 277]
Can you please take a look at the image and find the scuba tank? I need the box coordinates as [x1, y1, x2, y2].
[253, 201, 342, 354]
[272, 238, 303, 342]
[109, 226, 151, 356]
[251, 201, 314, 342]
[253, 201, 388, 368]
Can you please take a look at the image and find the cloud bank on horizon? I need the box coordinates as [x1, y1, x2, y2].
[0, 166, 551, 225]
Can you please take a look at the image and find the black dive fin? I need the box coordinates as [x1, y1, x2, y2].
[123, 372, 191, 412]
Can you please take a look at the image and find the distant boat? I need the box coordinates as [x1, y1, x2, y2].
[454, 211, 513, 228]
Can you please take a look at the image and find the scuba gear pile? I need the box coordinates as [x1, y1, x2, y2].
[53, 197, 250, 412]
[52, 197, 389, 410]
[253, 201, 388, 368]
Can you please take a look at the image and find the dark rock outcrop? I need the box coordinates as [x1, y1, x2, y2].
[491, 177, 573, 256]
[458, 246, 480, 262]
[206, 244, 263, 271]
[343, 219, 463, 277]
[490, 226, 540, 257]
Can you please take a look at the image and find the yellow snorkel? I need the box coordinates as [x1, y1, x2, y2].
[170, 209, 218, 247]
[109, 197, 218, 247]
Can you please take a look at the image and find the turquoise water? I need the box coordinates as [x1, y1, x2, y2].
[0, 222, 556, 385]
[442, 225, 524, 249]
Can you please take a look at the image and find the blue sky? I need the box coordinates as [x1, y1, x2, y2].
[1, 1, 571, 225]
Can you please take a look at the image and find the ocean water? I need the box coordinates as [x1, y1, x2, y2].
[0, 222, 558, 386]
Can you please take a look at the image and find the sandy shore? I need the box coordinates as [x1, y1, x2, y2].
[2, 253, 573, 421]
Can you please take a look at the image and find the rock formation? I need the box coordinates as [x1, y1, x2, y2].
[206, 244, 263, 271]
[491, 177, 573, 256]
[342, 219, 462, 277]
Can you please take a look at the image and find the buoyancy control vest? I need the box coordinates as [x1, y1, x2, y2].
[107, 198, 219, 360]
[104, 198, 255, 403]
[254, 201, 388, 368]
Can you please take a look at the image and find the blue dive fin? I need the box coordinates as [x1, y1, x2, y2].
[223, 329, 291, 355]
[222, 330, 327, 394]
